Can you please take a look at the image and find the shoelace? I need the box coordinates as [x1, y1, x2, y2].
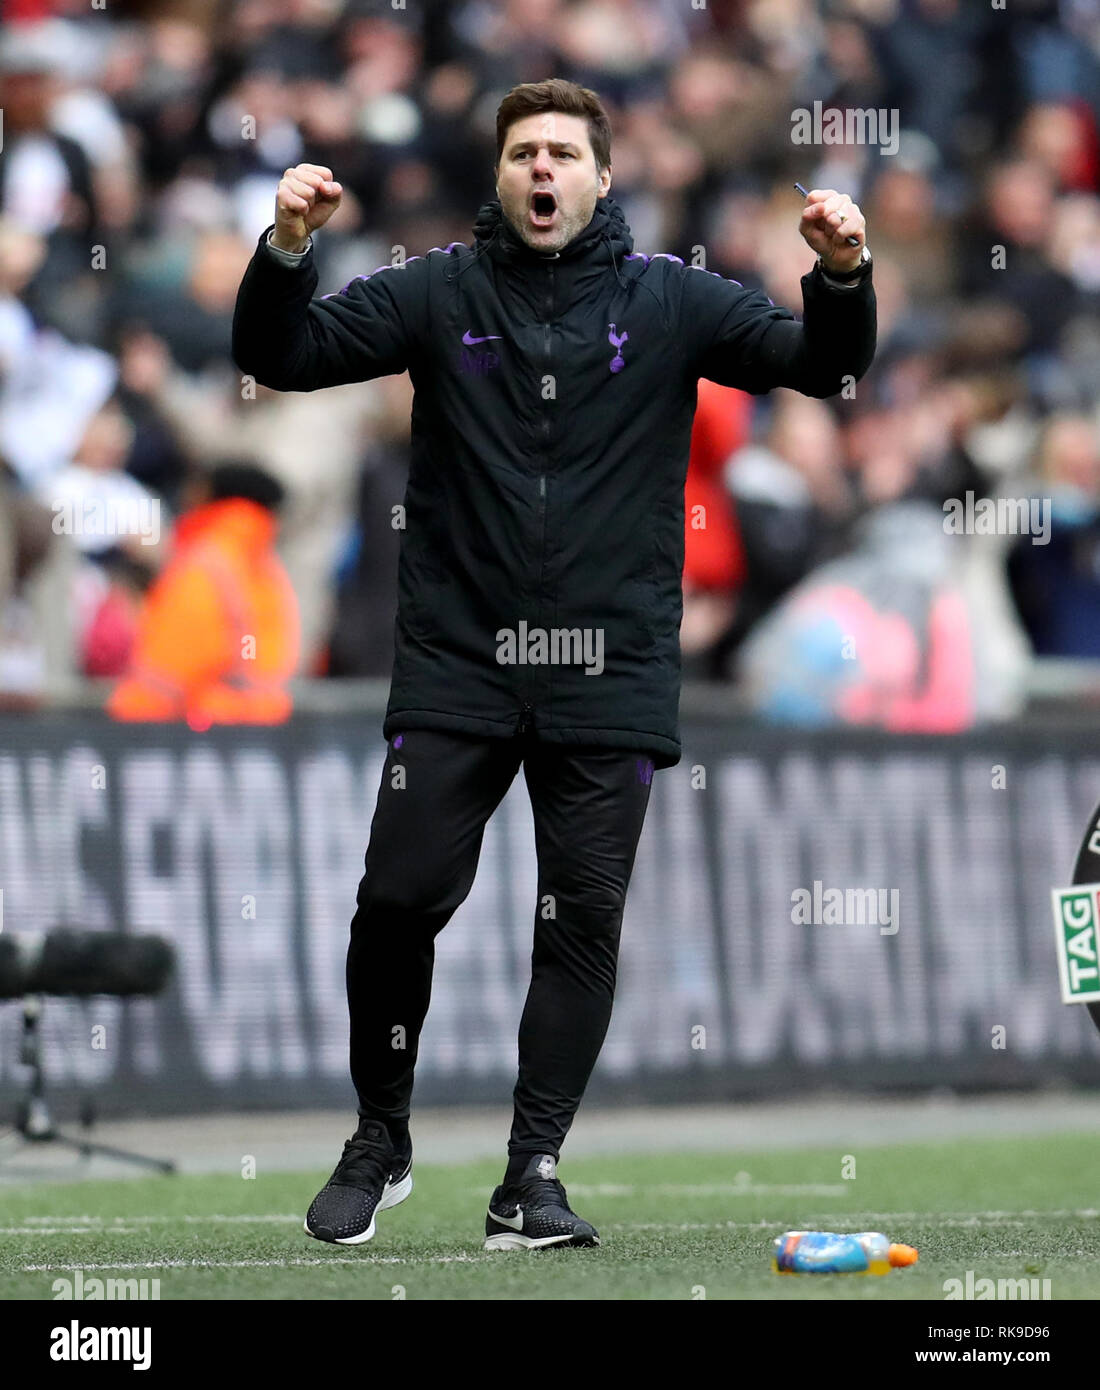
[331, 1136, 390, 1189]
[512, 1176, 571, 1212]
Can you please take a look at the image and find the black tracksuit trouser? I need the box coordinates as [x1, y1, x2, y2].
[346, 726, 656, 1161]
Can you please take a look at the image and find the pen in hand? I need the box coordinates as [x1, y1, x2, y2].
[794, 182, 861, 247]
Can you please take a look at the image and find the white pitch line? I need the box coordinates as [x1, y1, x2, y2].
[5, 1208, 1096, 1244]
[799, 1210, 1100, 1222]
[5, 1207, 1096, 1230]
[20, 1255, 491, 1272]
[606, 1221, 783, 1231]
[653, 1184, 850, 1197]
[8, 1214, 301, 1225]
[603, 1220, 1090, 1234]
[1, 1228, 132, 1236]
[466, 1183, 852, 1198]
[9, 1219, 1076, 1237]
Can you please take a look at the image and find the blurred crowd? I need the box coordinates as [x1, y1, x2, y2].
[1, 0, 1099, 728]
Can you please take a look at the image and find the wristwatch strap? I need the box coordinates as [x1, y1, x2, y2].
[818, 245, 872, 283]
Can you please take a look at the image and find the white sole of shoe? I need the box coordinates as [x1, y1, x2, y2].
[304, 1169, 413, 1245]
[483, 1228, 597, 1251]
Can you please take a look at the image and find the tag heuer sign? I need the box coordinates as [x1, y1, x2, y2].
[1066, 801, 1100, 1031]
[1051, 885, 1100, 1004]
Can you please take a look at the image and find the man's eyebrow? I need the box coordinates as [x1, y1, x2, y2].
[508, 139, 583, 153]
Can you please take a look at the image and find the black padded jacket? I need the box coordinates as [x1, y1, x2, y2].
[232, 195, 876, 767]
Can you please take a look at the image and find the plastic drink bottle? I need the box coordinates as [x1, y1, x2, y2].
[773, 1230, 919, 1274]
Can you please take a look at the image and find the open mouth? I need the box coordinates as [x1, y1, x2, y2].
[529, 190, 557, 227]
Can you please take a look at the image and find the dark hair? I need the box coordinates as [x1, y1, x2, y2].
[495, 78, 612, 173]
[96, 546, 157, 593]
[207, 461, 286, 513]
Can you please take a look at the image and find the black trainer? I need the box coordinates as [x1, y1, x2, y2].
[484, 1152, 600, 1251]
[304, 1119, 413, 1244]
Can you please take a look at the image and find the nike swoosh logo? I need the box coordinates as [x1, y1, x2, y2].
[490, 1204, 524, 1230]
[463, 331, 503, 345]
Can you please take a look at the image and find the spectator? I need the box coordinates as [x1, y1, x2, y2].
[0, 20, 102, 332]
[38, 396, 161, 562]
[114, 326, 377, 673]
[680, 377, 750, 679]
[0, 214, 117, 493]
[327, 373, 413, 678]
[0, 475, 77, 704]
[737, 497, 1030, 731]
[724, 390, 855, 649]
[80, 549, 154, 679]
[35, 394, 163, 678]
[106, 461, 299, 726]
[0, 2, 1093, 699]
[1008, 413, 1100, 657]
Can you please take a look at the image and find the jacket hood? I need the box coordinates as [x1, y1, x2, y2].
[464, 194, 634, 288]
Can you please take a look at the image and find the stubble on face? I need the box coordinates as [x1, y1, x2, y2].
[495, 112, 610, 255]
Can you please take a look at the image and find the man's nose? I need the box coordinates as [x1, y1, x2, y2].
[531, 149, 553, 178]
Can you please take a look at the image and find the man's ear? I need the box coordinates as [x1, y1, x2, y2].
[597, 164, 612, 199]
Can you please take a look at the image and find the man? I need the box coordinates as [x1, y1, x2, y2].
[232, 78, 875, 1251]
[106, 462, 299, 728]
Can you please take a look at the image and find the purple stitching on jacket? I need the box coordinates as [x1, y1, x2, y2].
[685, 264, 743, 288]
[626, 251, 745, 289]
[319, 242, 467, 299]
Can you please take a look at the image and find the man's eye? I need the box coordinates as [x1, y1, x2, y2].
[558, 151, 575, 159]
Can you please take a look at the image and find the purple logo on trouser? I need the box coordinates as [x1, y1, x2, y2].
[636, 757, 654, 785]
[393, 734, 403, 748]
[608, 323, 629, 373]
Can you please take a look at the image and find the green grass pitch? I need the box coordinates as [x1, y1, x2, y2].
[1, 1132, 1097, 1300]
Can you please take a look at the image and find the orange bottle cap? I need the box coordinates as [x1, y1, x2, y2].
[889, 1243, 919, 1267]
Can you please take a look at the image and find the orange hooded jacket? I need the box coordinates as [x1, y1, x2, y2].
[106, 497, 299, 728]
[684, 378, 750, 592]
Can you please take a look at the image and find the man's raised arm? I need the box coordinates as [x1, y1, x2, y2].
[680, 186, 877, 399]
[232, 162, 427, 392]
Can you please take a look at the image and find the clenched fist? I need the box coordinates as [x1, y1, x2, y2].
[797, 188, 866, 274]
[272, 164, 343, 253]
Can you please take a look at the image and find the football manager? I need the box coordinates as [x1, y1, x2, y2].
[232, 77, 876, 1252]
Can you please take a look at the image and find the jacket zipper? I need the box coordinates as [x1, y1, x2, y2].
[522, 262, 554, 732]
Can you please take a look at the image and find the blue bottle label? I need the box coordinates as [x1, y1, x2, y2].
[774, 1231, 869, 1273]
